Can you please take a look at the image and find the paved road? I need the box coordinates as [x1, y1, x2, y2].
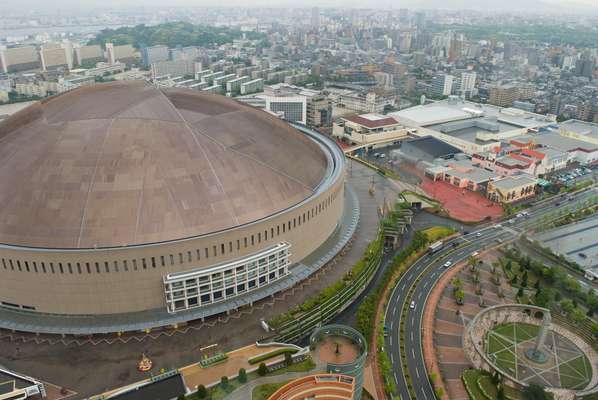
[385, 186, 598, 400]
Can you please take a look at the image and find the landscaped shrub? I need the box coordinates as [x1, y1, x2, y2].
[238, 368, 247, 383]
[220, 376, 228, 389]
[248, 348, 298, 365]
[196, 385, 207, 399]
[258, 362, 268, 376]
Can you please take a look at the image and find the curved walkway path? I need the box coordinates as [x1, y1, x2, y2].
[225, 359, 325, 400]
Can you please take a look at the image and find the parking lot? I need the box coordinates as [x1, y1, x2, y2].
[546, 164, 597, 187]
[358, 144, 422, 186]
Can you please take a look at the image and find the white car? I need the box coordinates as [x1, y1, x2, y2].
[443, 261, 452, 268]
[471, 251, 479, 257]
[410, 301, 416, 309]
[476, 232, 482, 237]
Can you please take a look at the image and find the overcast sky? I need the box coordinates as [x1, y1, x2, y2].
[4, 0, 598, 13]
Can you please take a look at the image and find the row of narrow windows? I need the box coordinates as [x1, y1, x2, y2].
[0, 187, 341, 276]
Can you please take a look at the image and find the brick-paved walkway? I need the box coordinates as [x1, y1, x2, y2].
[420, 178, 503, 222]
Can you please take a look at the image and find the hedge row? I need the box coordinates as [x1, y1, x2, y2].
[268, 231, 384, 329]
[248, 348, 298, 365]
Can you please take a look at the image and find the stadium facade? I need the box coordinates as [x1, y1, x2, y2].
[0, 81, 347, 334]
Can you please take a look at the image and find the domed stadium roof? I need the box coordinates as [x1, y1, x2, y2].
[0, 81, 327, 248]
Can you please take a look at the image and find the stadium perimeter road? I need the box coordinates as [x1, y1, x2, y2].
[0, 161, 401, 399]
[386, 186, 598, 400]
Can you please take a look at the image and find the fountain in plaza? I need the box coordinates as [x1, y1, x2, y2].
[524, 311, 551, 364]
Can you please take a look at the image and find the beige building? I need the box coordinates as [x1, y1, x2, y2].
[39, 44, 69, 71]
[106, 43, 136, 65]
[333, 113, 410, 146]
[486, 175, 537, 203]
[0, 82, 346, 333]
[0, 46, 40, 73]
[488, 84, 519, 107]
[74, 44, 104, 66]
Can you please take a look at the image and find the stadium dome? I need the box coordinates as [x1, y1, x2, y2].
[0, 81, 347, 333]
[0, 81, 327, 248]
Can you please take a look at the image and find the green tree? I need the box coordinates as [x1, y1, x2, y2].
[452, 278, 463, 291]
[517, 287, 524, 298]
[522, 383, 552, 400]
[284, 351, 293, 366]
[238, 368, 247, 383]
[560, 299, 574, 314]
[196, 385, 207, 399]
[554, 291, 562, 302]
[220, 376, 229, 389]
[570, 308, 585, 324]
[497, 384, 506, 400]
[258, 362, 268, 376]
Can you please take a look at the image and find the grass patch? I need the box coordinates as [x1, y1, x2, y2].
[248, 348, 298, 365]
[270, 358, 316, 375]
[559, 356, 592, 389]
[486, 323, 592, 390]
[462, 370, 489, 400]
[201, 376, 247, 400]
[422, 226, 455, 242]
[252, 380, 290, 400]
[462, 369, 523, 400]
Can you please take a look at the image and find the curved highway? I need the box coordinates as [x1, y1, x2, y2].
[385, 187, 598, 400]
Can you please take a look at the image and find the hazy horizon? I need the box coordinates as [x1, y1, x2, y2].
[3, 0, 598, 12]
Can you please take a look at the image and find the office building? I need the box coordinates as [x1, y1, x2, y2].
[74, 44, 104, 66]
[106, 43, 136, 65]
[226, 76, 249, 93]
[489, 84, 519, 107]
[0, 46, 40, 73]
[141, 45, 169, 68]
[430, 74, 454, 97]
[240, 78, 264, 95]
[39, 43, 69, 71]
[459, 71, 476, 99]
[150, 60, 198, 79]
[333, 113, 409, 146]
[266, 96, 307, 124]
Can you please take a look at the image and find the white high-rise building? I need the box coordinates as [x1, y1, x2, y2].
[459, 71, 476, 98]
[430, 74, 454, 97]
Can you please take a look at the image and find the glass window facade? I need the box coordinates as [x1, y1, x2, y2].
[163, 242, 291, 313]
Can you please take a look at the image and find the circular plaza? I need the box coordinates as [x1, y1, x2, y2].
[464, 304, 598, 398]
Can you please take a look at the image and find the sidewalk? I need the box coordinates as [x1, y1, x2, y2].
[181, 344, 287, 390]
[224, 358, 325, 400]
